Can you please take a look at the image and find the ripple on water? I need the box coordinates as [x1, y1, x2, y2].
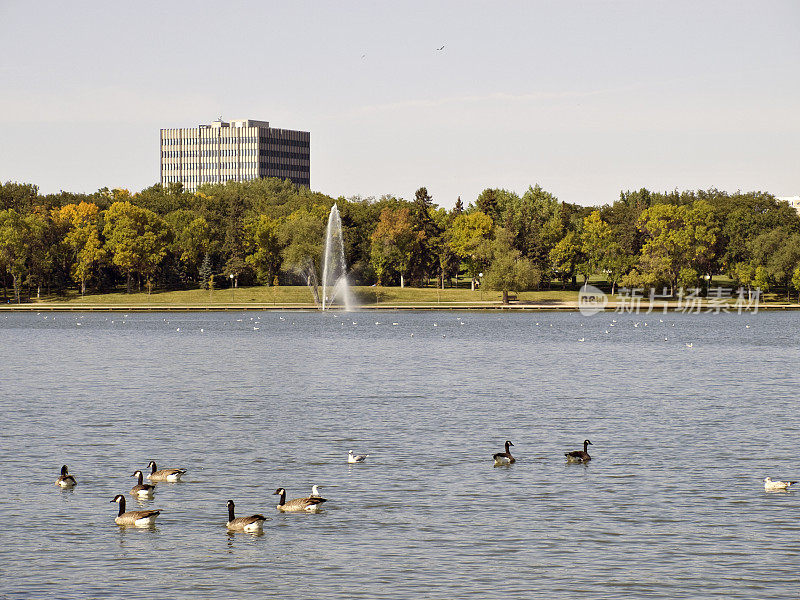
[0, 311, 799, 599]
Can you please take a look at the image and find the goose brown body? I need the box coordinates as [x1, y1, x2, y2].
[226, 500, 267, 531]
[112, 494, 160, 527]
[565, 440, 593, 463]
[493, 440, 515, 466]
[55, 465, 77, 488]
[147, 460, 186, 482]
[131, 470, 157, 498]
[274, 487, 327, 512]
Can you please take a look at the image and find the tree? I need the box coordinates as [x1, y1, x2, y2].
[430, 207, 458, 289]
[792, 267, 800, 303]
[103, 201, 171, 293]
[165, 210, 214, 285]
[484, 228, 541, 303]
[408, 187, 440, 284]
[244, 214, 281, 284]
[198, 253, 213, 290]
[633, 201, 718, 293]
[0, 209, 30, 302]
[753, 265, 770, 294]
[370, 207, 420, 287]
[0, 181, 40, 212]
[580, 211, 611, 282]
[549, 230, 583, 288]
[749, 228, 800, 301]
[55, 202, 105, 295]
[278, 209, 326, 304]
[448, 211, 493, 290]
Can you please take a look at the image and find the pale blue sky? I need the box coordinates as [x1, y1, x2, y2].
[1, 1, 797, 208]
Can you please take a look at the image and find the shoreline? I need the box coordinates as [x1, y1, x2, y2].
[0, 301, 793, 312]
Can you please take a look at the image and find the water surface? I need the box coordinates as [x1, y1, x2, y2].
[1, 310, 798, 598]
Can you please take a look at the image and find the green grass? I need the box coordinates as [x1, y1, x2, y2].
[20, 285, 581, 306]
[13, 278, 790, 307]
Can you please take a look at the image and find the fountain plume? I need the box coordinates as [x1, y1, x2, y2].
[321, 204, 353, 311]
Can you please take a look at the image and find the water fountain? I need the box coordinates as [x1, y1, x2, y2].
[321, 204, 353, 311]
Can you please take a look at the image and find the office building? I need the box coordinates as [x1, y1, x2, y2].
[160, 118, 310, 192]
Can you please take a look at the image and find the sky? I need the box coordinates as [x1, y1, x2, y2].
[0, 0, 798, 209]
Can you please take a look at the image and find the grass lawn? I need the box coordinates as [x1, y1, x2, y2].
[18, 285, 581, 306]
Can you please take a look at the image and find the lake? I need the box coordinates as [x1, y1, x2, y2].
[1, 310, 798, 599]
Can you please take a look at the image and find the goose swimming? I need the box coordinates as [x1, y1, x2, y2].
[493, 440, 515, 466]
[348, 450, 369, 464]
[111, 494, 160, 527]
[130, 470, 157, 498]
[146, 460, 187, 482]
[55, 465, 77, 488]
[764, 477, 797, 492]
[274, 488, 327, 512]
[565, 439, 593, 463]
[226, 500, 267, 532]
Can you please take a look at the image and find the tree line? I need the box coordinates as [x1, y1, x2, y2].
[1, 178, 798, 303]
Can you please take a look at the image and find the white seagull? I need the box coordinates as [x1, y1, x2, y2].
[764, 477, 797, 492]
[348, 450, 369, 463]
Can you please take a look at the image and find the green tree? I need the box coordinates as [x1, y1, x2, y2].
[278, 209, 326, 304]
[792, 267, 800, 303]
[103, 201, 172, 293]
[165, 210, 214, 285]
[549, 230, 583, 288]
[753, 265, 770, 294]
[484, 228, 542, 303]
[0, 209, 31, 302]
[501, 185, 564, 268]
[448, 211, 493, 290]
[634, 200, 718, 293]
[749, 228, 800, 301]
[244, 214, 281, 284]
[408, 187, 440, 284]
[0, 181, 40, 212]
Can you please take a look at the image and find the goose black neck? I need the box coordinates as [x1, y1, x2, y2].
[227, 502, 236, 522]
[583, 441, 589, 451]
[135, 472, 144, 485]
[149, 462, 158, 475]
[117, 497, 126, 516]
[277, 490, 286, 506]
[61, 465, 69, 476]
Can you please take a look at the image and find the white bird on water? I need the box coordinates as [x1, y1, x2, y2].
[348, 450, 369, 463]
[764, 477, 797, 492]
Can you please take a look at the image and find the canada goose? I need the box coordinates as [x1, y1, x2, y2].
[226, 500, 267, 532]
[146, 461, 186, 482]
[565, 440, 593, 463]
[111, 494, 160, 527]
[273, 488, 327, 512]
[764, 477, 798, 492]
[493, 440, 515, 466]
[130, 470, 157, 498]
[310, 485, 323, 498]
[348, 450, 369, 463]
[55, 465, 76, 488]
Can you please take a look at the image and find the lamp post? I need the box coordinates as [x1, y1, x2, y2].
[479, 272, 483, 302]
[229, 273, 234, 303]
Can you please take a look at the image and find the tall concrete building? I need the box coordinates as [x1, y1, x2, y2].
[160, 118, 310, 192]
